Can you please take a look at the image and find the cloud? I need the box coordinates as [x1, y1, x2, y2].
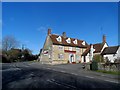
[37, 26, 46, 31]
[24, 40, 30, 44]
[37, 25, 55, 34]
[37, 26, 48, 34]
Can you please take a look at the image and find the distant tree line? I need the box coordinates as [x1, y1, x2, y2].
[1, 35, 38, 63]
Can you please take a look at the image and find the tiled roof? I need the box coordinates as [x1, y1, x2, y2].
[82, 46, 90, 56]
[101, 46, 119, 55]
[50, 34, 88, 48]
[82, 43, 105, 56]
[93, 43, 104, 53]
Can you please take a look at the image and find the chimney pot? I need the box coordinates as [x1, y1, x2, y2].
[48, 28, 51, 35]
[62, 32, 66, 38]
[103, 35, 106, 43]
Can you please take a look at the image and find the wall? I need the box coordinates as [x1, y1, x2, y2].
[52, 45, 85, 64]
[116, 47, 120, 59]
[81, 43, 108, 63]
[98, 63, 120, 71]
[39, 35, 52, 64]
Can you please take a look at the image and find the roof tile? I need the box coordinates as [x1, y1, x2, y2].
[50, 34, 88, 48]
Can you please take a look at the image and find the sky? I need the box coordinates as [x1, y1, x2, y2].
[2, 2, 118, 54]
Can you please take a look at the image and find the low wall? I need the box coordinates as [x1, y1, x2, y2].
[98, 63, 120, 71]
[40, 60, 68, 65]
[85, 63, 120, 71]
[52, 60, 68, 65]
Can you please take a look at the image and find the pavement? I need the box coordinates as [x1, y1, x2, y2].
[1, 61, 120, 89]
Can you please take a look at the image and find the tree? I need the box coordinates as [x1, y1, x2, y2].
[2, 35, 19, 51]
[22, 49, 32, 61]
[7, 49, 22, 62]
[93, 54, 104, 63]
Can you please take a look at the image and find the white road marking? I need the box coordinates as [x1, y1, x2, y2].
[85, 76, 94, 78]
[60, 70, 66, 73]
[71, 73, 78, 76]
[2, 68, 21, 72]
[101, 75, 106, 76]
[104, 80, 119, 84]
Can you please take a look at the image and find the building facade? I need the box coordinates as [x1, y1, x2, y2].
[101, 46, 120, 63]
[39, 29, 88, 64]
[81, 35, 108, 63]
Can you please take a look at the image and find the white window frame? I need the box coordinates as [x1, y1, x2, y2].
[69, 47, 72, 51]
[76, 48, 80, 52]
[76, 55, 80, 60]
[58, 54, 64, 60]
[58, 45, 64, 50]
[73, 39, 77, 44]
[82, 41, 85, 45]
[56, 36, 62, 42]
[66, 38, 71, 43]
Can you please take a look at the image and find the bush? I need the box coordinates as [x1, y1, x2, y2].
[93, 54, 104, 63]
[2, 55, 11, 63]
[90, 60, 98, 71]
[114, 58, 120, 63]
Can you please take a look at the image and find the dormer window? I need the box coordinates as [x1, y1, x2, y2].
[56, 36, 62, 42]
[73, 39, 77, 44]
[66, 38, 71, 43]
[82, 41, 85, 45]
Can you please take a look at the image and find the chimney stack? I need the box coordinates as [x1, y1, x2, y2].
[48, 28, 51, 35]
[103, 35, 106, 43]
[62, 32, 66, 38]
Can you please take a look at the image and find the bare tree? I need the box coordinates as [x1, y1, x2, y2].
[2, 35, 19, 51]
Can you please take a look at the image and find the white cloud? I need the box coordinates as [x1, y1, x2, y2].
[37, 26, 46, 31]
[24, 40, 30, 44]
[37, 25, 55, 34]
[37, 26, 48, 34]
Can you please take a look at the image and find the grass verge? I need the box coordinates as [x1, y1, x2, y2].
[96, 70, 120, 75]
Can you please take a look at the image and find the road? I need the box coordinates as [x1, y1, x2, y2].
[1, 62, 120, 89]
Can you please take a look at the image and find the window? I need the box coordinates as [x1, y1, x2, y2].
[43, 50, 48, 55]
[76, 48, 80, 52]
[49, 55, 51, 59]
[76, 55, 80, 60]
[58, 46, 63, 50]
[66, 38, 71, 43]
[56, 36, 62, 42]
[69, 47, 72, 51]
[58, 54, 64, 59]
[73, 39, 77, 44]
[82, 41, 85, 45]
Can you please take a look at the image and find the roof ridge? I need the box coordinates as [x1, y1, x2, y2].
[108, 46, 119, 48]
[93, 43, 102, 45]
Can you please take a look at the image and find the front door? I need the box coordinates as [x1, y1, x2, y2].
[69, 54, 75, 63]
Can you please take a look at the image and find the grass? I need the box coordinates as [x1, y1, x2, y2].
[29, 60, 38, 63]
[96, 70, 120, 75]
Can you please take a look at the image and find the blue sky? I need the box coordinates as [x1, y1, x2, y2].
[2, 2, 118, 54]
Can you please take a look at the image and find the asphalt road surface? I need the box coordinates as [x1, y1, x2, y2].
[1, 62, 120, 90]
